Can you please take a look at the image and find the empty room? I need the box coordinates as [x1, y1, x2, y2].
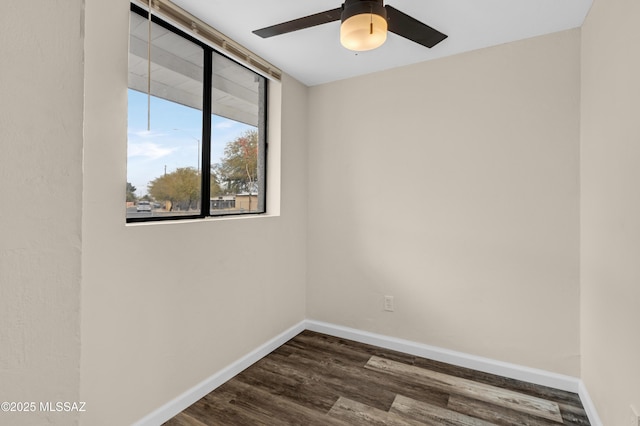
[1, 0, 638, 425]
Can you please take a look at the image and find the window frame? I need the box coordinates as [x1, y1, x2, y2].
[127, 3, 268, 223]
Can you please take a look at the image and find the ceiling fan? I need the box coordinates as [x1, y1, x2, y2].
[253, 0, 447, 52]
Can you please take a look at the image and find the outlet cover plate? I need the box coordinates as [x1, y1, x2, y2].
[383, 295, 394, 312]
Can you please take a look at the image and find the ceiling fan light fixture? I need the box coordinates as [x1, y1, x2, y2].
[340, 0, 388, 51]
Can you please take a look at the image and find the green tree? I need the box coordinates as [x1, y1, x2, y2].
[213, 130, 258, 195]
[210, 171, 223, 197]
[148, 167, 200, 211]
[126, 182, 137, 202]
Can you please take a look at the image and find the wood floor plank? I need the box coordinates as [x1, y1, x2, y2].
[328, 396, 432, 426]
[300, 331, 584, 410]
[284, 350, 450, 409]
[408, 354, 584, 409]
[391, 394, 497, 426]
[168, 398, 268, 426]
[293, 331, 417, 365]
[253, 351, 399, 411]
[234, 355, 352, 413]
[175, 383, 278, 426]
[247, 342, 449, 413]
[270, 333, 451, 411]
[366, 356, 564, 423]
[447, 394, 564, 426]
[557, 402, 591, 426]
[163, 412, 208, 426]
[208, 379, 352, 426]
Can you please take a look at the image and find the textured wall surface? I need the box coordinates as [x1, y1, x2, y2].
[80, 1, 309, 424]
[581, 0, 640, 424]
[307, 30, 581, 377]
[0, 2, 84, 425]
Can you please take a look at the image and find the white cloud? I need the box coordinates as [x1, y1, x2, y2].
[214, 121, 235, 130]
[128, 129, 167, 138]
[128, 142, 176, 160]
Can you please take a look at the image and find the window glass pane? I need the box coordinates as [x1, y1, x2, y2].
[127, 11, 204, 219]
[209, 52, 266, 215]
[126, 6, 268, 222]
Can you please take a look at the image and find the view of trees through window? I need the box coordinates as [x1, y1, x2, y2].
[127, 5, 266, 221]
[127, 90, 263, 219]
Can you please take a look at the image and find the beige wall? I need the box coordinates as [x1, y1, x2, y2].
[307, 30, 582, 376]
[581, 0, 640, 424]
[80, 0, 308, 424]
[0, 2, 84, 425]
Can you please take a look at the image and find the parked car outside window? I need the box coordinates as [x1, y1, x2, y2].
[137, 201, 151, 212]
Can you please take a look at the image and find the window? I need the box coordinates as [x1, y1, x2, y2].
[127, 4, 267, 222]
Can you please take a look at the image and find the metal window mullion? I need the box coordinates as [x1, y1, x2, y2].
[257, 77, 267, 213]
[201, 48, 213, 217]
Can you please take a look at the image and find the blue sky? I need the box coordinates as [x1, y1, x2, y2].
[127, 89, 254, 196]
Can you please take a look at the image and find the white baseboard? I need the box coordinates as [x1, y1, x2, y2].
[578, 380, 603, 426]
[134, 319, 601, 426]
[132, 321, 306, 426]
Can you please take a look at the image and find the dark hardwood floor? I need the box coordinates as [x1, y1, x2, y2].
[163, 331, 590, 425]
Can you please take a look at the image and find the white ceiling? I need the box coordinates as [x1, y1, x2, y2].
[171, 0, 593, 86]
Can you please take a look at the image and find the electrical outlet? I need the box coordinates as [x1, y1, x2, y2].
[384, 295, 394, 312]
[630, 405, 640, 426]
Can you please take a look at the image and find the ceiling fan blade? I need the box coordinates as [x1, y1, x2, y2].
[385, 5, 447, 48]
[253, 8, 342, 38]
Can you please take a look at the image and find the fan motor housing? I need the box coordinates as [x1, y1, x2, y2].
[341, 0, 387, 23]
